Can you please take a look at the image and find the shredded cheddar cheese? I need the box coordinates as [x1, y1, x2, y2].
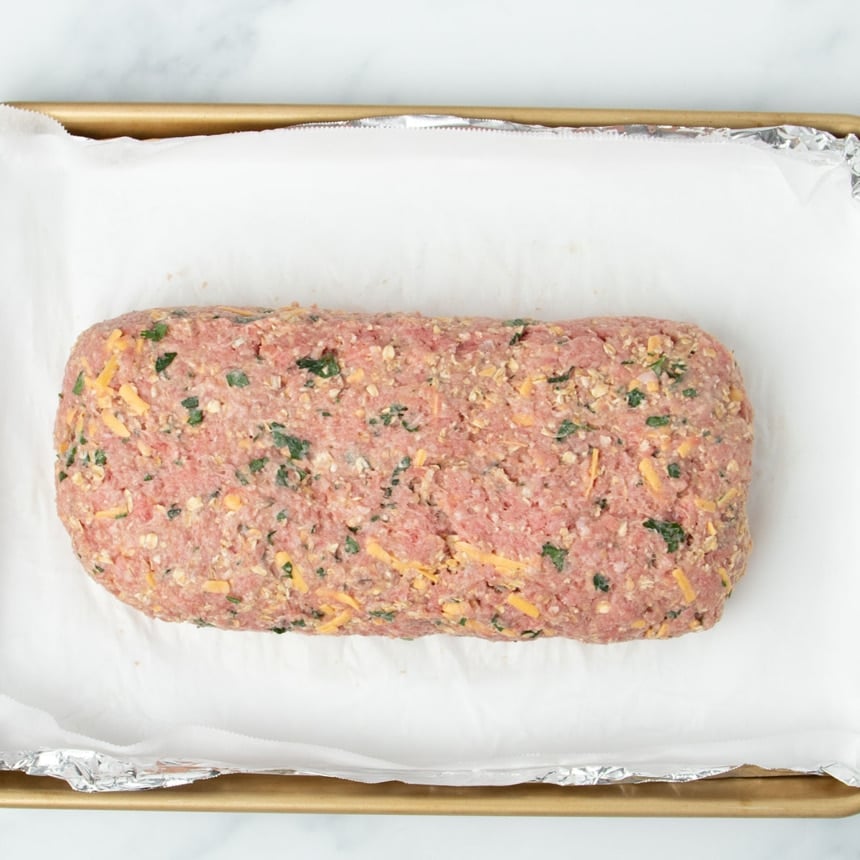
[676, 439, 695, 458]
[717, 488, 738, 508]
[223, 493, 243, 511]
[517, 377, 534, 397]
[217, 306, 258, 317]
[317, 610, 352, 633]
[94, 355, 119, 392]
[506, 593, 540, 619]
[449, 538, 528, 573]
[100, 410, 130, 439]
[105, 328, 127, 353]
[118, 382, 149, 415]
[584, 448, 600, 497]
[202, 580, 231, 594]
[672, 568, 697, 604]
[638, 458, 663, 495]
[94, 504, 129, 520]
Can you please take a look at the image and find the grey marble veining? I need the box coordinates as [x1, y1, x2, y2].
[1, 0, 858, 111]
[3, 809, 860, 859]
[2, 0, 860, 856]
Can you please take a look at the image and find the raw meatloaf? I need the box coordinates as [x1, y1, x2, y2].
[55, 306, 753, 643]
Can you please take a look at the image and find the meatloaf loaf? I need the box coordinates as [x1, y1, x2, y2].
[55, 306, 753, 643]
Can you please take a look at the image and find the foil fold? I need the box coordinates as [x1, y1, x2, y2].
[4, 113, 859, 793]
[324, 114, 860, 201]
[3, 747, 860, 793]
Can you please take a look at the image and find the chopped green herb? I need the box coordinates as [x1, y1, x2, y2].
[249, 457, 268, 473]
[114, 511, 128, 520]
[668, 360, 687, 381]
[547, 366, 574, 385]
[296, 351, 340, 378]
[666, 609, 681, 619]
[143, 473, 154, 481]
[643, 518, 687, 553]
[667, 463, 681, 479]
[181, 396, 198, 409]
[65, 445, 77, 468]
[193, 618, 214, 628]
[458, 617, 467, 626]
[276, 509, 288, 522]
[271, 429, 310, 459]
[555, 419, 579, 441]
[271, 626, 287, 634]
[315, 567, 326, 578]
[93, 565, 104, 574]
[490, 614, 505, 632]
[509, 330, 524, 346]
[503, 318, 530, 327]
[541, 542, 568, 572]
[94, 449, 107, 467]
[140, 321, 168, 342]
[521, 629, 543, 639]
[281, 560, 293, 578]
[234, 469, 249, 486]
[593, 572, 611, 592]
[291, 618, 307, 628]
[621, 359, 635, 366]
[155, 352, 177, 374]
[226, 595, 242, 604]
[72, 371, 85, 396]
[682, 387, 698, 398]
[266, 530, 276, 544]
[595, 497, 608, 510]
[646, 415, 670, 427]
[381, 404, 407, 426]
[626, 388, 645, 407]
[344, 535, 360, 554]
[226, 369, 250, 388]
[369, 610, 396, 622]
[58, 470, 68, 482]
[387, 456, 412, 492]
[648, 355, 668, 376]
[167, 504, 181, 520]
[187, 408, 204, 426]
[275, 463, 307, 488]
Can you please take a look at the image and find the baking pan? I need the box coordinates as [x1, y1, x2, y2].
[3, 102, 860, 817]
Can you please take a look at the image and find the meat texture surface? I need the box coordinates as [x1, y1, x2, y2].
[55, 306, 753, 643]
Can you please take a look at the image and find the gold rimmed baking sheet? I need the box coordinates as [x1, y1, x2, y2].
[3, 102, 859, 816]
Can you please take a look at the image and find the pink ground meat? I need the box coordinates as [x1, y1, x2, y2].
[54, 306, 753, 643]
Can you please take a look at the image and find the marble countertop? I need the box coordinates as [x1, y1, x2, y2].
[2, 0, 859, 856]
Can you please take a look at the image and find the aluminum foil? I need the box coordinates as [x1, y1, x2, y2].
[4, 746, 859, 793]
[3, 114, 859, 794]
[322, 114, 860, 201]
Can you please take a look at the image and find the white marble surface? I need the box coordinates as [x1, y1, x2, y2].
[2, 0, 860, 856]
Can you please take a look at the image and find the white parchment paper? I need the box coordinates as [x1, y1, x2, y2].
[1, 105, 859, 788]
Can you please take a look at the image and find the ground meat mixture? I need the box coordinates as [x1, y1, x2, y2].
[54, 306, 753, 643]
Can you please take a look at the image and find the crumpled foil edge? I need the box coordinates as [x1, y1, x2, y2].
[3, 747, 859, 793]
[4, 114, 859, 794]
[305, 113, 860, 201]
